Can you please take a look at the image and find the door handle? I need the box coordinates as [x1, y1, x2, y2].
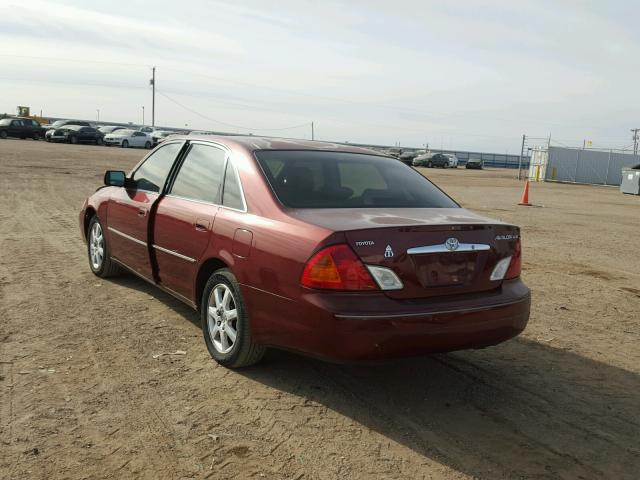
[138, 208, 148, 217]
[195, 223, 208, 232]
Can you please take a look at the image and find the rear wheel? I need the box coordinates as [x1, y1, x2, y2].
[201, 269, 265, 368]
[427, 161, 433, 168]
[122, 140, 129, 148]
[145, 141, 151, 149]
[70, 136, 78, 144]
[87, 216, 122, 277]
[96, 137, 103, 145]
[32, 132, 41, 141]
[0, 130, 7, 139]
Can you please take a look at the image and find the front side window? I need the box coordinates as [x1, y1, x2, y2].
[170, 144, 226, 203]
[132, 143, 182, 193]
[256, 150, 459, 209]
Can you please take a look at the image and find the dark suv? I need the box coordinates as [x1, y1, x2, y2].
[0, 117, 46, 140]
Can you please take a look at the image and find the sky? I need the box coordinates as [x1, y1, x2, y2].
[1, 0, 639, 153]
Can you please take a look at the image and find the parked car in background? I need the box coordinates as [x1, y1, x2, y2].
[0, 117, 46, 140]
[466, 158, 484, 169]
[414, 153, 453, 168]
[99, 125, 128, 135]
[398, 150, 418, 166]
[385, 147, 402, 158]
[444, 154, 459, 168]
[80, 135, 529, 368]
[46, 120, 91, 141]
[152, 130, 177, 146]
[50, 125, 104, 145]
[138, 126, 156, 135]
[104, 129, 152, 148]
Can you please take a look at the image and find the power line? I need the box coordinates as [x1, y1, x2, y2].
[156, 90, 312, 132]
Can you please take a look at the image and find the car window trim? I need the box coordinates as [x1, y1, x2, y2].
[129, 140, 189, 194]
[165, 140, 248, 213]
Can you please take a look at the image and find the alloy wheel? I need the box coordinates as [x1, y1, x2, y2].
[89, 222, 104, 270]
[207, 283, 238, 354]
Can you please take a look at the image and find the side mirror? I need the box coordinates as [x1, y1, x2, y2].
[104, 170, 126, 187]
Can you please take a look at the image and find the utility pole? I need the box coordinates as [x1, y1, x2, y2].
[150, 67, 156, 127]
[142, 106, 145, 125]
[311, 121, 314, 140]
[96, 109, 100, 122]
[631, 128, 640, 156]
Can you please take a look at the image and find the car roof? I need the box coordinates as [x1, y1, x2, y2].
[170, 134, 387, 156]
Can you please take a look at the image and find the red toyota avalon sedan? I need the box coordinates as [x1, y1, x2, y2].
[80, 136, 530, 368]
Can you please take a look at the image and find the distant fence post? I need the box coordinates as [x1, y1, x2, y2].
[518, 134, 525, 180]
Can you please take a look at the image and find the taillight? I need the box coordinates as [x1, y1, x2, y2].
[301, 244, 378, 291]
[505, 239, 522, 279]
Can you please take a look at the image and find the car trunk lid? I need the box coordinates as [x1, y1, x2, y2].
[288, 208, 520, 299]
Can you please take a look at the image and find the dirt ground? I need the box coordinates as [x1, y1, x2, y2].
[0, 139, 639, 480]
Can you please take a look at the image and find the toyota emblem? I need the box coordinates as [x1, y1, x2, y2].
[445, 237, 459, 251]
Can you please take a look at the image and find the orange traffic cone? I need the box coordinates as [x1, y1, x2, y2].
[518, 180, 532, 206]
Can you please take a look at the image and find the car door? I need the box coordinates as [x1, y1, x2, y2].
[106, 141, 185, 280]
[153, 142, 227, 300]
[132, 131, 146, 147]
[9, 120, 24, 137]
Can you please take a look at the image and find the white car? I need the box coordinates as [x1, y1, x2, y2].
[104, 129, 152, 148]
[444, 154, 459, 168]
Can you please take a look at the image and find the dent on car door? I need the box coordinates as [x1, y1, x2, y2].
[106, 142, 184, 279]
[153, 142, 227, 301]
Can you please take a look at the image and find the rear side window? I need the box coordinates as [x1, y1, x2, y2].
[133, 143, 182, 193]
[222, 160, 244, 210]
[255, 150, 459, 209]
[170, 144, 226, 203]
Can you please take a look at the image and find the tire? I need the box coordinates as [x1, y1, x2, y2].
[201, 269, 265, 368]
[145, 141, 151, 149]
[87, 216, 122, 278]
[122, 140, 129, 148]
[443, 163, 448, 169]
[70, 136, 78, 145]
[32, 132, 41, 141]
[96, 137, 103, 145]
[427, 161, 433, 168]
[0, 130, 7, 139]
[45, 136, 50, 142]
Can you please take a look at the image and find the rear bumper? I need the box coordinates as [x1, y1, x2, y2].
[249, 279, 530, 362]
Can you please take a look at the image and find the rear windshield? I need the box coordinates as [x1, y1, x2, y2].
[255, 150, 459, 208]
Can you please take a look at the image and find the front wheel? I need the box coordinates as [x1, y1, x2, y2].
[0, 130, 7, 139]
[32, 132, 41, 141]
[96, 137, 103, 145]
[201, 269, 265, 368]
[121, 140, 129, 148]
[87, 216, 122, 277]
[70, 136, 78, 144]
[427, 161, 433, 168]
[144, 141, 151, 149]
